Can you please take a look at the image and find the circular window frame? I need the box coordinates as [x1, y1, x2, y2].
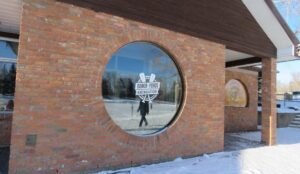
[225, 79, 249, 108]
[102, 41, 186, 137]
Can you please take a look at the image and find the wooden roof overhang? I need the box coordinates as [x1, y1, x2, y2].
[58, 0, 300, 62]
[0, 0, 299, 64]
[0, 0, 21, 41]
[243, 0, 299, 61]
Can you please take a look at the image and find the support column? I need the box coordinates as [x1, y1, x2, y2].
[261, 57, 277, 145]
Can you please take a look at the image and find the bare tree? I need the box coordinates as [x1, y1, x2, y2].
[289, 72, 300, 91]
[277, 80, 289, 94]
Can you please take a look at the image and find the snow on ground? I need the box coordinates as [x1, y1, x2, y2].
[231, 128, 300, 145]
[257, 107, 300, 114]
[258, 106, 300, 113]
[258, 100, 300, 113]
[277, 100, 300, 110]
[96, 128, 300, 174]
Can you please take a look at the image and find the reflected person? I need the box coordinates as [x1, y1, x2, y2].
[137, 100, 149, 127]
[6, 100, 14, 111]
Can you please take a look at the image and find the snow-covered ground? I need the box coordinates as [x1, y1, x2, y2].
[277, 100, 300, 113]
[258, 100, 300, 113]
[96, 128, 300, 174]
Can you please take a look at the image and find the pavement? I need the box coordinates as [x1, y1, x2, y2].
[224, 134, 262, 151]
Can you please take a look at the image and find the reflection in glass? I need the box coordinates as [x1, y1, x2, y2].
[102, 42, 183, 136]
[0, 40, 18, 59]
[0, 63, 16, 112]
[0, 39, 17, 120]
[225, 79, 248, 107]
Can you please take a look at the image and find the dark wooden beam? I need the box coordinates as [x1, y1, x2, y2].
[241, 66, 261, 72]
[241, 66, 262, 77]
[226, 57, 262, 68]
[0, 31, 19, 40]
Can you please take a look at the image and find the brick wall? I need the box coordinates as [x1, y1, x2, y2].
[225, 69, 258, 132]
[9, 0, 226, 173]
[0, 113, 12, 146]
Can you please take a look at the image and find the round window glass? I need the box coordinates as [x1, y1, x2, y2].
[225, 79, 248, 107]
[102, 42, 183, 136]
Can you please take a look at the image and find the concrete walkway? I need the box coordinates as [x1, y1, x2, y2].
[224, 134, 262, 151]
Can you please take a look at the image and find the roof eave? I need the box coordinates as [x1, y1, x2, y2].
[242, 0, 299, 61]
[264, 0, 300, 46]
[264, 0, 300, 59]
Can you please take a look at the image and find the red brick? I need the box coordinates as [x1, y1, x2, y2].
[9, 0, 226, 173]
[225, 69, 258, 132]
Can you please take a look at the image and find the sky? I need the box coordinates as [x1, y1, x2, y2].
[277, 61, 300, 84]
[0, 40, 17, 58]
[274, 0, 300, 85]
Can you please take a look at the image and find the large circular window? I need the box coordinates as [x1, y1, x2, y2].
[102, 42, 183, 136]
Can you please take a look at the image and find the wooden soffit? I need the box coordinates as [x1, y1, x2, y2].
[59, 0, 277, 58]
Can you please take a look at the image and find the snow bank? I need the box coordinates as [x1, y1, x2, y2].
[96, 128, 300, 174]
[231, 128, 300, 145]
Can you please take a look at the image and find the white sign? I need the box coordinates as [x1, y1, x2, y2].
[135, 73, 160, 103]
[296, 44, 300, 57]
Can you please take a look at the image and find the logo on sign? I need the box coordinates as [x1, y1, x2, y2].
[135, 73, 160, 103]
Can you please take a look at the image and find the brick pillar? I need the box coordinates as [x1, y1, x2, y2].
[261, 57, 277, 145]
